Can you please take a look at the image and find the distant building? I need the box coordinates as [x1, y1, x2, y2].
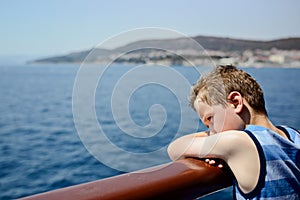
[269, 54, 285, 64]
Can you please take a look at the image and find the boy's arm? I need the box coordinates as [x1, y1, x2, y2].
[167, 130, 260, 194]
[168, 131, 232, 161]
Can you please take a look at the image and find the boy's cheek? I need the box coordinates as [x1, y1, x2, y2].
[209, 125, 217, 135]
[212, 113, 227, 132]
[209, 119, 223, 134]
[213, 122, 225, 133]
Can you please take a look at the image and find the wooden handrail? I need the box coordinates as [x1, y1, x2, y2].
[20, 158, 233, 200]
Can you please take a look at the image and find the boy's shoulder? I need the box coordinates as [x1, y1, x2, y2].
[277, 125, 300, 144]
[244, 125, 300, 146]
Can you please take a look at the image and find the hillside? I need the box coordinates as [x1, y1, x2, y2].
[31, 35, 300, 66]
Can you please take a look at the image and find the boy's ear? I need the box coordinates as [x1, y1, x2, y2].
[227, 91, 243, 113]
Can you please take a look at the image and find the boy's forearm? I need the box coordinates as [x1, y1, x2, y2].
[167, 131, 208, 161]
[168, 135, 190, 161]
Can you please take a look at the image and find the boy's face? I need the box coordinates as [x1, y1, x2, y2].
[194, 99, 245, 135]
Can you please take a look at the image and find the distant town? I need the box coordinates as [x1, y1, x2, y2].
[110, 48, 300, 68]
[32, 35, 300, 68]
[206, 49, 300, 68]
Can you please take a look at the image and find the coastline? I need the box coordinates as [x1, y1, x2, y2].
[29, 36, 300, 68]
[30, 48, 300, 69]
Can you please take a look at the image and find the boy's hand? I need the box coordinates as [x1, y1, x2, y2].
[193, 132, 224, 168]
[205, 158, 224, 168]
[193, 131, 224, 168]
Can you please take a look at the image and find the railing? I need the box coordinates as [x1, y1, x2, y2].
[20, 158, 233, 200]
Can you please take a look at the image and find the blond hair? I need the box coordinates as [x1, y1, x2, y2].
[190, 65, 267, 115]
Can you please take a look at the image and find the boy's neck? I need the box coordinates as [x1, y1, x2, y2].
[248, 113, 288, 139]
[249, 113, 271, 127]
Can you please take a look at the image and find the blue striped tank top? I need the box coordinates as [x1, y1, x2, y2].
[234, 125, 300, 200]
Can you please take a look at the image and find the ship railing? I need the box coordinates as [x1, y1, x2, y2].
[20, 158, 233, 200]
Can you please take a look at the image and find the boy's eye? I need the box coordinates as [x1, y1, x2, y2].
[201, 114, 213, 128]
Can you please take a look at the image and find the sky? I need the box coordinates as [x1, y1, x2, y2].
[1, 0, 300, 58]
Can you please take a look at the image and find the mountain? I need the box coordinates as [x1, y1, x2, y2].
[32, 48, 112, 63]
[114, 36, 300, 52]
[31, 35, 300, 64]
[193, 36, 300, 51]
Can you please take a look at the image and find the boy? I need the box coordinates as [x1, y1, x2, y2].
[168, 65, 300, 199]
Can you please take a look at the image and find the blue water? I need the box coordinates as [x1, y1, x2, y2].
[0, 64, 299, 200]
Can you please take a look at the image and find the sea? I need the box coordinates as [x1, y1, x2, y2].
[0, 64, 299, 200]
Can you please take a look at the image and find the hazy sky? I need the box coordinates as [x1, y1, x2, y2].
[1, 0, 300, 56]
